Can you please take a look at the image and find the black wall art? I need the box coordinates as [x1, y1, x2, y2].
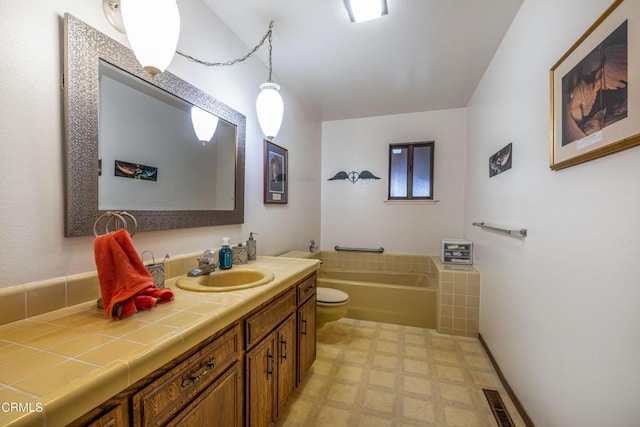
[489, 143, 512, 178]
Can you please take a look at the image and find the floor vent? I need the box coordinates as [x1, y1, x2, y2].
[483, 389, 515, 427]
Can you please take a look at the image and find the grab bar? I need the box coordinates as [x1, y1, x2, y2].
[472, 222, 527, 238]
[334, 245, 384, 253]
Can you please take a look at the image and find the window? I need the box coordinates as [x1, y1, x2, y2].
[388, 142, 434, 200]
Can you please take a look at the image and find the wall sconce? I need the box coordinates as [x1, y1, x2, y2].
[344, 0, 388, 23]
[190, 106, 219, 145]
[103, 1, 284, 140]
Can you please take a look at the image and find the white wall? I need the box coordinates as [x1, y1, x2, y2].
[321, 109, 466, 255]
[465, 0, 640, 425]
[0, 0, 321, 287]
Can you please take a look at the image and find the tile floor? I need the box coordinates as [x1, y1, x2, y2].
[276, 318, 525, 426]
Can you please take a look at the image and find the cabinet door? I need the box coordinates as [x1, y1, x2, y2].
[246, 334, 276, 427]
[276, 314, 296, 417]
[297, 294, 316, 384]
[168, 363, 243, 427]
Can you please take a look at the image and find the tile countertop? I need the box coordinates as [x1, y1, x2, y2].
[0, 256, 320, 427]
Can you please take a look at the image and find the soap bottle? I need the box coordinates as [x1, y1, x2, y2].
[219, 237, 233, 270]
[246, 232, 257, 261]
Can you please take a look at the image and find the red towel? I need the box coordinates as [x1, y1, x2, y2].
[94, 229, 174, 319]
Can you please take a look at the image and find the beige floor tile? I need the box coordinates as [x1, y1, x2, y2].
[326, 383, 358, 404]
[403, 397, 434, 422]
[368, 370, 396, 389]
[373, 354, 398, 369]
[335, 365, 364, 382]
[403, 376, 432, 396]
[364, 389, 395, 414]
[316, 406, 351, 426]
[343, 349, 368, 364]
[444, 405, 483, 426]
[439, 383, 473, 404]
[436, 364, 465, 382]
[404, 359, 430, 375]
[277, 318, 526, 427]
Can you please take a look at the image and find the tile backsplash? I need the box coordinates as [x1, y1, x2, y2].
[0, 250, 481, 339]
[318, 250, 480, 338]
[0, 252, 202, 327]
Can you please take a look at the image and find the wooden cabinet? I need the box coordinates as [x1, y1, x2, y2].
[296, 274, 316, 385]
[297, 294, 316, 384]
[167, 362, 243, 427]
[276, 315, 296, 417]
[70, 403, 127, 427]
[245, 288, 297, 426]
[132, 323, 242, 427]
[71, 272, 318, 427]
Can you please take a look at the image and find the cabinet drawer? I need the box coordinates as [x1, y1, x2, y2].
[245, 288, 296, 349]
[132, 323, 241, 427]
[297, 275, 316, 305]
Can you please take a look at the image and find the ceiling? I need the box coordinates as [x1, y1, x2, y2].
[203, 0, 524, 121]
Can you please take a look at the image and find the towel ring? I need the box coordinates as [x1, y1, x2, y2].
[93, 211, 137, 237]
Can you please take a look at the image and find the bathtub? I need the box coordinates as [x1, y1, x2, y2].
[317, 267, 437, 328]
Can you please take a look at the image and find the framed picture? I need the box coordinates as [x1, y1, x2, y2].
[550, 0, 640, 170]
[264, 140, 288, 204]
[489, 143, 512, 177]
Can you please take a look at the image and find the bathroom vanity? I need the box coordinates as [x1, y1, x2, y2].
[74, 270, 317, 427]
[0, 257, 319, 426]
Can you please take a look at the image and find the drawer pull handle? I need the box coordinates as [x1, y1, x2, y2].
[304, 284, 314, 294]
[280, 338, 287, 362]
[266, 349, 274, 378]
[301, 319, 307, 336]
[182, 358, 216, 387]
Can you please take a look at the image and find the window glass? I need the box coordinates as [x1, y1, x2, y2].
[388, 142, 433, 200]
[389, 146, 408, 198]
[412, 145, 432, 198]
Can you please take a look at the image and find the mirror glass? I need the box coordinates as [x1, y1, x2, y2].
[98, 61, 236, 211]
[64, 14, 245, 237]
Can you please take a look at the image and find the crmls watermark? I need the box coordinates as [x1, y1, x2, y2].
[1, 402, 44, 413]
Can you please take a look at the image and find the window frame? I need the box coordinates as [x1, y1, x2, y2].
[387, 141, 434, 200]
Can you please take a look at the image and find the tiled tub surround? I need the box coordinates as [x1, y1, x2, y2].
[0, 254, 320, 426]
[313, 251, 480, 338]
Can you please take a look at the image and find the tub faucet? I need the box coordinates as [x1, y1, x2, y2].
[187, 249, 218, 276]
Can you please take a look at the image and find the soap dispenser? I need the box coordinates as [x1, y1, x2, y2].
[219, 237, 233, 270]
[246, 232, 257, 261]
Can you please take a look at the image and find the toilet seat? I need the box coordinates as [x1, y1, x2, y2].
[317, 287, 349, 306]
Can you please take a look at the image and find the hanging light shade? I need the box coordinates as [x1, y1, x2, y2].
[256, 82, 284, 140]
[120, 0, 180, 75]
[190, 106, 219, 145]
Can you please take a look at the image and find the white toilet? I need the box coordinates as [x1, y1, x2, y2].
[316, 287, 350, 328]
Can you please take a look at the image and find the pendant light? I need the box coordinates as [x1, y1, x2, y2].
[120, 0, 180, 75]
[255, 23, 284, 140]
[190, 106, 219, 145]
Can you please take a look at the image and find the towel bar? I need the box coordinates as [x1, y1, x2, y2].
[472, 222, 527, 238]
[334, 245, 384, 253]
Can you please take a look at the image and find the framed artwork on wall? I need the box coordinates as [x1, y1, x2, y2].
[489, 143, 512, 177]
[264, 140, 288, 204]
[550, 0, 640, 170]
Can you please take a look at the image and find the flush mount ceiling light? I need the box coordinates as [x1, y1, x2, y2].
[344, 0, 388, 23]
[103, 1, 284, 140]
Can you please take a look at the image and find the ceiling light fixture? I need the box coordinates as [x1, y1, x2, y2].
[344, 0, 388, 23]
[103, 1, 283, 141]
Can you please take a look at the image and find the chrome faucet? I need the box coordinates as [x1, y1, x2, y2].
[187, 249, 218, 276]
